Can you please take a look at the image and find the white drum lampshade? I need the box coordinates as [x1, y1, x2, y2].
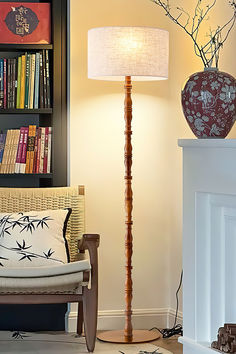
[88, 26, 169, 81]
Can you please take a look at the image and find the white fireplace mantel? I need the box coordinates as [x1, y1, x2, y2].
[178, 139, 236, 354]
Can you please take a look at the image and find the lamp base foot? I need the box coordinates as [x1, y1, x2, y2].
[97, 329, 161, 343]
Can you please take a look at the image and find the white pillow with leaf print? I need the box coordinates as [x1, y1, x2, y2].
[0, 209, 71, 268]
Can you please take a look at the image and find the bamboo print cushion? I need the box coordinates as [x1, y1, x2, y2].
[0, 209, 71, 268]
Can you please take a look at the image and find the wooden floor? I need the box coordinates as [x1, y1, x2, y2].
[153, 335, 183, 354]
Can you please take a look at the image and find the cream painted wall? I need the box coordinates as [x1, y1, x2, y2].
[70, 0, 236, 325]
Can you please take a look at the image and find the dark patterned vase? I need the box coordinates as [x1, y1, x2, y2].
[181, 68, 236, 138]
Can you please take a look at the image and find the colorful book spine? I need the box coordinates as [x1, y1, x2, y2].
[47, 127, 52, 173]
[29, 54, 36, 109]
[3, 59, 6, 109]
[19, 126, 29, 173]
[36, 127, 41, 173]
[5, 129, 14, 173]
[12, 58, 16, 109]
[25, 125, 33, 173]
[20, 54, 26, 109]
[39, 51, 44, 108]
[10, 129, 20, 173]
[15, 127, 25, 173]
[33, 127, 38, 173]
[39, 127, 45, 173]
[43, 127, 49, 173]
[29, 125, 36, 173]
[42, 50, 47, 108]
[7, 59, 11, 109]
[1, 130, 11, 173]
[25, 53, 30, 109]
[34, 53, 40, 109]
[45, 50, 51, 108]
[0, 133, 6, 172]
[16, 56, 22, 109]
[0, 59, 3, 109]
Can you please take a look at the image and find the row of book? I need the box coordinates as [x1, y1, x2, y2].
[0, 50, 51, 110]
[0, 125, 52, 174]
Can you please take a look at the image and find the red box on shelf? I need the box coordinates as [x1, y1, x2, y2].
[0, 2, 51, 44]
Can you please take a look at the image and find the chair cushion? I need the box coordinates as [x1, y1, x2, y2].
[0, 209, 71, 268]
[0, 259, 91, 294]
[0, 259, 91, 278]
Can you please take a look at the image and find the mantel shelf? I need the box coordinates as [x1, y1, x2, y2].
[0, 109, 53, 114]
[178, 138, 236, 148]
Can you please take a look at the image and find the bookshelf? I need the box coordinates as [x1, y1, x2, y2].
[0, 0, 68, 188]
[0, 0, 68, 331]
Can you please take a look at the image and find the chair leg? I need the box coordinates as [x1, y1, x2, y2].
[77, 301, 83, 335]
[83, 286, 98, 353]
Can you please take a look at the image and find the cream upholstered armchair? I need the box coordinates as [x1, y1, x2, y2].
[0, 186, 99, 353]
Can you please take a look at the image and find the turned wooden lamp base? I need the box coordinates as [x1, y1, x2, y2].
[97, 329, 161, 343]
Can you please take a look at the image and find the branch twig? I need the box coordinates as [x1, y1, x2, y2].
[150, 0, 236, 68]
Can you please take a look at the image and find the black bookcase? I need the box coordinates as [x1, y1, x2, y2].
[0, 0, 68, 188]
[0, 0, 69, 331]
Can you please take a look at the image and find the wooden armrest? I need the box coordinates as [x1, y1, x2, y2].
[78, 234, 100, 289]
[78, 234, 100, 252]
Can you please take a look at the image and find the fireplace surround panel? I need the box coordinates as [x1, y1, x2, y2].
[178, 139, 236, 354]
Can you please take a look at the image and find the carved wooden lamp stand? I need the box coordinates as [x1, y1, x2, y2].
[88, 26, 169, 344]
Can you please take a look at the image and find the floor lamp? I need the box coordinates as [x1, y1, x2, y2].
[88, 26, 169, 344]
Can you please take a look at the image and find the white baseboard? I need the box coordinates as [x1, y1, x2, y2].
[66, 307, 183, 333]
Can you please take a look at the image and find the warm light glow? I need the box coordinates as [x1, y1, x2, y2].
[88, 26, 169, 81]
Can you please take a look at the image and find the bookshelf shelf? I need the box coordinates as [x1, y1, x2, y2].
[0, 173, 53, 178]
[0, 44, 53, 51]
[0, 109, 53, 114]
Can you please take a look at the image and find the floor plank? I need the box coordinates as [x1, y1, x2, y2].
[153, 335, 182, 354]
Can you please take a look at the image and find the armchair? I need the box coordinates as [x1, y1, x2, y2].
[0, 185, 99, 353]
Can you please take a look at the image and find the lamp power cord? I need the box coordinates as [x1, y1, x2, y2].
[150, 270, 183, 338]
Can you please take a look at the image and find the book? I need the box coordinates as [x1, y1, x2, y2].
[7, 59, 11, 109]
[15, 126, 25, 173]
[24, 53, 30, 109]
[0, 59, 3, 109]
[1, 130, 10, 173]
[34, 52, 40, 109]
[25, 125, 33, 173]
[0, 133, 6, 172]
[25, 125, 37, 173]
[1, 130, 11, 173]
[6, 129, 15, 173]
[29, 54, 36, 109]
[47, 127, 52, 173]
[45, 50, 51, 108]
[29, 125, 37, 173]
[12, 58, 17, 108]
[35, 127, 41, 173]
[19, 126, 29, 173]
[39, 127, 45, 173]
[42, 50, 47, 108]
[39, 51, 44, 108]
[0, 3, 51, 44]
[16, 56, 22, 109]
[3, 59, 6, 109]
[43, 126, 49, 173]
[33, 127, 38, 173]
[10, 129, 20, 173]
[3, 129, 13, 173]
[20, 54, 26, 109]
